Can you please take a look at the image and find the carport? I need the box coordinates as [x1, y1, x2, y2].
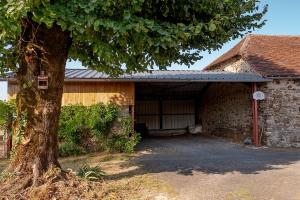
[132, 71, 271, 146]
[3, 69, 271, 147]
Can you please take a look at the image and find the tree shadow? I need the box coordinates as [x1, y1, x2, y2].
[107, 135, 300, 180]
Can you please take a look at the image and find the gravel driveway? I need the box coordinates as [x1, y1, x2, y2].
[134, 135, 300, 200]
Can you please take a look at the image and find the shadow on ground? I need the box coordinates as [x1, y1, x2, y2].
[111, 135, 300, 179]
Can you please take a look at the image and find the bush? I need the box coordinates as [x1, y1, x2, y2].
[58, 103, 119, 156]
[87, 103, 119, 138]
[0, 100, 16, 128]
[107, 117, 141, 153]
[58, 142, 84, 157]
[58, 103, 119, 144]
[1, 100, 141, 157]
[59, 105, 86, 144]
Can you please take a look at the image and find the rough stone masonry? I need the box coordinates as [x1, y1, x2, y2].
[210, 58, 300, 147]
[200, 82, 252, 142]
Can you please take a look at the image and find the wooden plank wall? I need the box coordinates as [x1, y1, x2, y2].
[8, 81, 135, 106]
[135, 100, 195, 130]
[7, 83, 18, 100]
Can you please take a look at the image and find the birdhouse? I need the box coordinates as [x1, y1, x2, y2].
[38, 71, 48, 90]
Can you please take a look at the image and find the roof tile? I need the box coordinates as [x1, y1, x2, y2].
[204, 35, 300, 78]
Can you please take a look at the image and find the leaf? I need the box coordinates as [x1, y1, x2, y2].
[209, 23, 216, 32]
[0, 0, 267, 75]
[94, 20, 101, 31]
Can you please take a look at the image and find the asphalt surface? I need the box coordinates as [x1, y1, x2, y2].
[134, 135, 300, 200]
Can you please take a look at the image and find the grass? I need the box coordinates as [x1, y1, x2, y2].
[0, 159, 9, 173]
[0, 152, 177, 199]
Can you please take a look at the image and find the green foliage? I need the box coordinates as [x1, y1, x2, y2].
[58, 142, 84, 157]
[58, 103, 119, 144]
[0, 100, 28, 157]
[88, 103, 119, 138]
[107, 117, 141, 153]
[58, 104, 140, 155]
[58, 103, 119, 156]
[0, 0, 267, 76]
[76, 164, 105, 181]
[0, 100, 16, 128]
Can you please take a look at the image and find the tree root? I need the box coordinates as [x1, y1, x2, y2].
[0, 169, 104, 200]
[0, 168, 65, 200]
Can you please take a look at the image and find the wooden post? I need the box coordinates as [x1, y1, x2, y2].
[194, 98, 199, 125]
[159, 99, 163, 130]
[131, 105, 135, 130]
[252, 82, 259, 146]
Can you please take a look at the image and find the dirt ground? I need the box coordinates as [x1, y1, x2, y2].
[0, 152, 176, 200]
[134, 135, 300, 200]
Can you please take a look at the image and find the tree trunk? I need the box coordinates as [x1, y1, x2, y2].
[8, 18, 71, 185]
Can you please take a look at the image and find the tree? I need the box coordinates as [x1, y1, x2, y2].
[0, 0, 267, 185]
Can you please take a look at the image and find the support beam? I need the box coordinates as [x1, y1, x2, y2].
[194, 98, 199, 125]
[6, 130, 12, 158]
[131, 105, 135, 130]
[252, 82, 259, 146]
[159, 99, 163, 129]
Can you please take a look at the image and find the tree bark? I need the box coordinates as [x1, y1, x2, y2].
[8, 18, 71, 185]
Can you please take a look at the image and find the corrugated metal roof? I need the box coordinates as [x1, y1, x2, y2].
[2, 69, 271, 82]
[64, 69, 271, 82]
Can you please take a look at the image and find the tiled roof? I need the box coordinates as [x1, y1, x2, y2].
[3, 69, 271, 82]
[204, 35, 300, 78]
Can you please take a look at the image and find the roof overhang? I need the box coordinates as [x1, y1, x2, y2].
[1, 69, 273, 83]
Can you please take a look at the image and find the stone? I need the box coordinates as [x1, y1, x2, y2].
[244, 137, 252, 145]
[208, 58, 300, 147]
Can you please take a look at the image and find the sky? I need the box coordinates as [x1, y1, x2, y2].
[1, 0, 300, 100]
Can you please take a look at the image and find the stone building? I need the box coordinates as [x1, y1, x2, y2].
[204, 35, 300, 147]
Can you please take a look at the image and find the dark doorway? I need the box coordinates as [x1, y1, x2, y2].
[135, 82, 207, 136]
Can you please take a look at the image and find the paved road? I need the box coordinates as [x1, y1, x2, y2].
[134, 135, 300, 200]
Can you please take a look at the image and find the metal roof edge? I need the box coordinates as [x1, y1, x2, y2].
[64, 78, 272, 83]
[3, 70, 273, 83]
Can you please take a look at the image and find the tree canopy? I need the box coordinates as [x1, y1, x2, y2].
[0, 0, 267, 76]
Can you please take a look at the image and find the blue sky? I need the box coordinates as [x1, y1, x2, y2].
[1, 0, 299, 100]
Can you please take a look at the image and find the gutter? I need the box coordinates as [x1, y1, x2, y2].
[3, 77, 272, 83]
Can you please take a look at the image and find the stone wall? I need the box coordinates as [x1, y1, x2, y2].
[208, 58, 300, 147]
[207, 58, 257, 74]
[200, 83, 252, 142]
[258, 80, 300, 147]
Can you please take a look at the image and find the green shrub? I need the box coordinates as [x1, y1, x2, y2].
[107, 117, 141, 153]
[0, 100, 16, 128]
[58, 103, 119, 144]
[87, 103, 119, 138]
[58, 103, 119, 156]
[59, 104, 87, 144]
[58, 142, 84, 157]
[76, 164, 105, 181]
